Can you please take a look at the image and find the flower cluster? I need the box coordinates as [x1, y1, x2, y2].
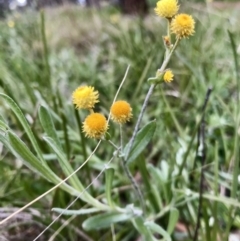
[155, 0, 195, 39]
[154, 0, 195, 84]
[72, 85, 106, 139]
[72, 86, 132, 139]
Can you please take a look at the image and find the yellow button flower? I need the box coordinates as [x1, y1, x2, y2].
[171, 14, 195, 39]
[82, 113, 108, 139]
[72, 86, 99, 110]
[110, 100, 133, 124]
[155, 0, 179, 19]
[164, 70, 174, 83]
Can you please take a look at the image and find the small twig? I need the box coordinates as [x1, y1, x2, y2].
[193, 87, 212, 241]
[120, 125, 123, 150]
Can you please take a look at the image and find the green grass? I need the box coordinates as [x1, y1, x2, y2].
[0, 3, 240, 241]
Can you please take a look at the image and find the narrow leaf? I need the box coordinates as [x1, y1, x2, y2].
[3, 131, 78, 196]
[0, 93, 45, 164]
[124, 120, 156, 164]
[82, 211, 132, 231]
[145, 221, 171, 241]
[43, 136, 83, 190]
[132, 217, 154, 241]
[0, 120, 8, 131]
[43, 136, 103, 207]
[0, 115, 8, 131]
[105, 168, 115, 207]
[138, 155, 159, 212]
[39, 106, 62, 149]
[52, 208, 100, 216]
[167, 208, 179, 234]
[148, 164, 170, 204]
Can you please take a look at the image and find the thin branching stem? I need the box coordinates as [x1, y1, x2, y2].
[107, 140, 119, 150]
[124, 38, 180, 163]
[120, 124, 123, 150]
[119, 124, 145, 214]
[121, 157, 146, 214]
[124, 84, 155, 162]
[121, 38, 181, 214]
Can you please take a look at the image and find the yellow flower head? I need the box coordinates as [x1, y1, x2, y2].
[83, 113, 108, 139]
[110, 100, 133, 124]
[171, 14, 195, 39]
[72, 86, 99, 110]
[164, 70, 174, 83]
[155, 0, 179, 19]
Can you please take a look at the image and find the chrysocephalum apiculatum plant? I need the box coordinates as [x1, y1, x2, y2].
[0, 1, 196, 240]
[67, 0, 195, 239]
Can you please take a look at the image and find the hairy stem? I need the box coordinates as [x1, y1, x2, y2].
[124, 38, 180, 162]
[119, 125, 145, 214]
[121, 157, 146, 214]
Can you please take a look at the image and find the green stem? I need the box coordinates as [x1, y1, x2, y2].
[165, 18, 172, 57]
[122, 157, 146, 215]
[120, 125, 123, 150]
[119, 125, 145, 215]
[107, 140, 119, 150]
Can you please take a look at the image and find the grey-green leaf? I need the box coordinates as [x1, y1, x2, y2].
[145, 221, 171, 241]
[167, 208, 179, 235]
[82, 211, 132, 230]
[4, 131, 79, 196]
[105, 168, 115, 207]
[43, 136, 104, 208]
[52, 208, 100, 216]
[132, 217, 155, 241]
[39, 105, 62, 149]
[124, 120, 156, 165]
[0, 93, 45, 164]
